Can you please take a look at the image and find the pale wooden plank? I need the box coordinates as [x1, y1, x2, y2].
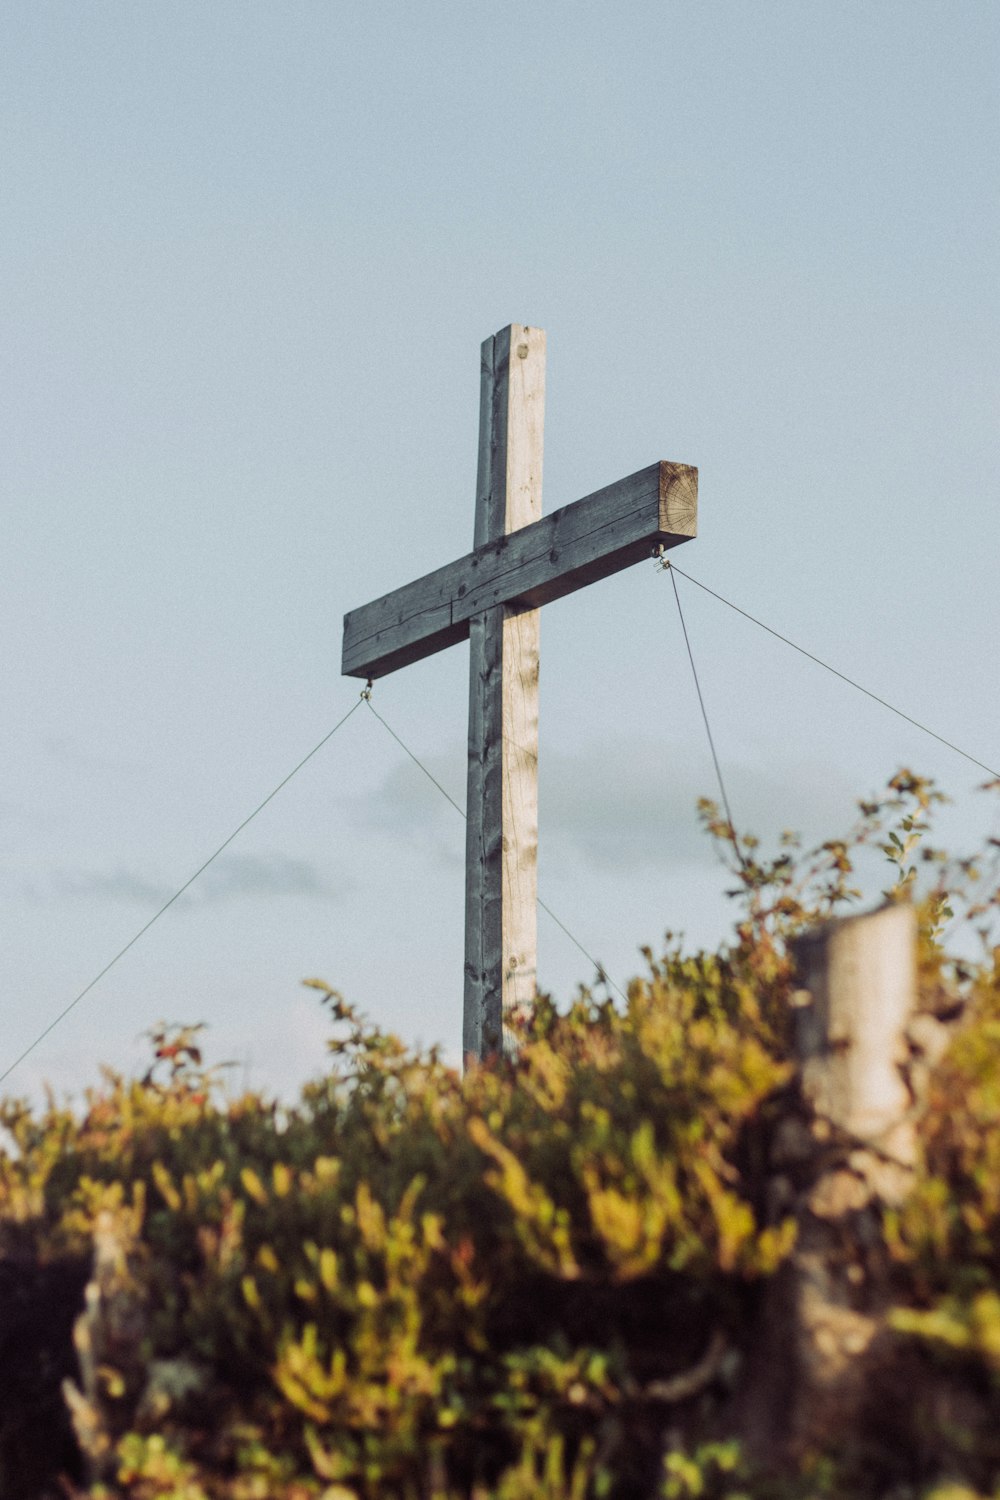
[499, 327, 543, 1053]
[500, 603, 540, 1041]
[343, 459, 696, 679]
[463, 325, 544, 1064]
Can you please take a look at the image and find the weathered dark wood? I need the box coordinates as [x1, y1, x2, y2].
[342, 460, 697, 680]
[464, 325, 543, 1063]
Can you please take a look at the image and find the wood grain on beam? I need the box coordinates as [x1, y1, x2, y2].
[342, 460, 697, 679]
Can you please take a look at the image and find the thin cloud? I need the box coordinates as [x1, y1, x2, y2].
[204, 854, 337, 901]
[41, 853, 344, 909]
[53, 869, 175, 906]
[361, 757, 466, 828]
[541, 742, 863, 870]
[357, 755, 467, 869]
[363, 737, 865, 873]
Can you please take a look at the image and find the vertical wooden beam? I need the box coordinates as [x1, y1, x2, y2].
[463, 325, 545, 1064]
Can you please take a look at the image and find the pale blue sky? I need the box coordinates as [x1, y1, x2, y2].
[2, 2, 997, 1099]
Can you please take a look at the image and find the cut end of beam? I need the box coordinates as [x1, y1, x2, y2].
[659, 461, 698, 539]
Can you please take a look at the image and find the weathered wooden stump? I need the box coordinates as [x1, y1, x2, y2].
[738, 902, 923, 1463]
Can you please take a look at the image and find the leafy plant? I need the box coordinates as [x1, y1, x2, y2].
[0, 774, 998, 1497]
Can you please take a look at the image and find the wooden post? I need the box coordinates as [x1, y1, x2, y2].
[464, 325, 545, 1064]
[738, 902, 919, 1461]
[792, 901, 919, 1190]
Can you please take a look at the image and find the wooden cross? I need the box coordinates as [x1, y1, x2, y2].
[342, 324, 697, 1065]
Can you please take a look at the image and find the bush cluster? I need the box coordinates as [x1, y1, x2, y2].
[0, 775, 998, 1499]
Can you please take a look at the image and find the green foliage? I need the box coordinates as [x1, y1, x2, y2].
[1, 773, 999, 1497]
[887, 951, 1000, 1301]
[0, 959, 793, 1498]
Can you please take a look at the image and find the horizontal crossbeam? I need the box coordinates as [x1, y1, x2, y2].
[342, 460, 697, 680]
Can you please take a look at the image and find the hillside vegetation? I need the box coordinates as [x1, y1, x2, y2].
[2, 775, 999, 1499]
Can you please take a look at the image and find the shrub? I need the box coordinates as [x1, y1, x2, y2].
[0, 774, 998, 1498]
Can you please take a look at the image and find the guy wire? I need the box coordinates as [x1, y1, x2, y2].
[664, 564, 747, 870]
[0, 695, 366, 1089]
[669, 563, 998, 781]
[363, 697, 627, 1002]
